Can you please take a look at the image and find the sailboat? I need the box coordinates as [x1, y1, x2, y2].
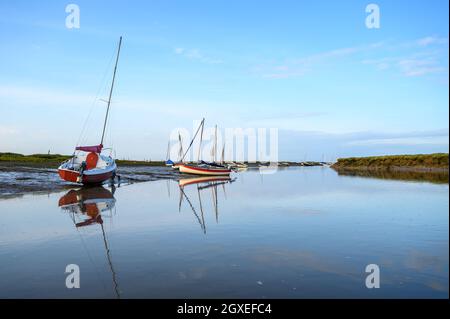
[178, 121, 232, 176]
[165, 140, 174, 166]
[58, 37, 122, 185]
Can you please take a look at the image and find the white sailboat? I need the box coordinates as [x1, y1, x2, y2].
[58, 37, 123, 185]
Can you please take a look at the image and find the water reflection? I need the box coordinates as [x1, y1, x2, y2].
[58, 186, 121, 298]
[178, 176, 236, 234]
[0, 167, 446, 298]
[334, 168, 449, 184]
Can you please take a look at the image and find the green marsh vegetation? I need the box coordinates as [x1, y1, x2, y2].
[332, 153, 449, 184]
[332, 153, 448, 170]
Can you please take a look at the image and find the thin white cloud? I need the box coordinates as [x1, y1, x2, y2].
[364, 51, 447, 77]
[256, 35, 448, 79]
[255, 42, 384, 79]
[416, 36, 448, 47]
[279, 128, 449, 160]
[173, 47, 223, 64]
[174, 47, 185, 54]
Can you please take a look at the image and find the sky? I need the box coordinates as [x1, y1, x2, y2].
[0, 0, 448, 161]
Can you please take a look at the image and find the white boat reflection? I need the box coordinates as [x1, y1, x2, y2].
[178, 176, 236, 234]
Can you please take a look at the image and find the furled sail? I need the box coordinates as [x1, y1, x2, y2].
[75, 144, 103, 153]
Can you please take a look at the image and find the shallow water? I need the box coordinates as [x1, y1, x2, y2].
[0, 167, 448, 298]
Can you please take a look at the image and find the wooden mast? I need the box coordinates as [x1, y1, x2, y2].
[101, 36, 122, 146]
[214, 125, 217, 162]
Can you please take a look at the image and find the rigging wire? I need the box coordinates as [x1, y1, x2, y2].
[181, 118, 205, 162]
[76, 46, 116, 148]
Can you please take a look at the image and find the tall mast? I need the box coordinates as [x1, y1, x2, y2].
[221, 142, 225, 164]
[214, 125, 217, 162]
[197, 119, 204, 162]
[101, 36, 122, 146]
[178, 132, 183, 162]
[166, 140, 170, 160]
[210, 124, 217, 162]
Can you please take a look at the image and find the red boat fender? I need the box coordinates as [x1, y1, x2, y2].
[86, 152, 99, 170]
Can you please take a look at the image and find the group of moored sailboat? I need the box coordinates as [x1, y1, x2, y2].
[166, 118, 233, 176]
[57, 36, 240, 186]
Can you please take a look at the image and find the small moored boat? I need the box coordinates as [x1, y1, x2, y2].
[58, 146, 117, 184]
[176, 120, 232, 176]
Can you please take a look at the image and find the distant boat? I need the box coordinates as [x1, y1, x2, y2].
[58, 37, 122, 185]
[226, 161, 248, 169]
[178, 120, 232, 176]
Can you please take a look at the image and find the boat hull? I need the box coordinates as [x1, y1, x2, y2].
[179, 164, 231, 176]
[58, 168, 115, 185]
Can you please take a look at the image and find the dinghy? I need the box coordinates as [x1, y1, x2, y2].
[58, 37, 122, 185]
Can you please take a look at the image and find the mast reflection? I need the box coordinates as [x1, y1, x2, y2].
[178, 176, 235, 234]
[58, 186, 120, 298]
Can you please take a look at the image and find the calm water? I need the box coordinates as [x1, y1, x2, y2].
[0, 167, 448, 298]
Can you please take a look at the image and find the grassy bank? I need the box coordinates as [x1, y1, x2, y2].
[0, 153, 71, 167]
[0, 152, 164, 168]
[331, 153, 449, 172]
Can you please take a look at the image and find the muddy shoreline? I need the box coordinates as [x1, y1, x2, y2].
[0, 164, 184, 199]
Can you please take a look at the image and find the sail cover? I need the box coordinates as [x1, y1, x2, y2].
[75, 144, 103, 153]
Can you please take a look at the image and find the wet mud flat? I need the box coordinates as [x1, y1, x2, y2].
[0, 164, 182, 198]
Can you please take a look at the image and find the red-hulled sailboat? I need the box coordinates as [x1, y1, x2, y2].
[58, 37, 122, 185]
[178, 119, 232, 176]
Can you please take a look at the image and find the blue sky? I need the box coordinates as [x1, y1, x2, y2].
[0, 0, 448, 161]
